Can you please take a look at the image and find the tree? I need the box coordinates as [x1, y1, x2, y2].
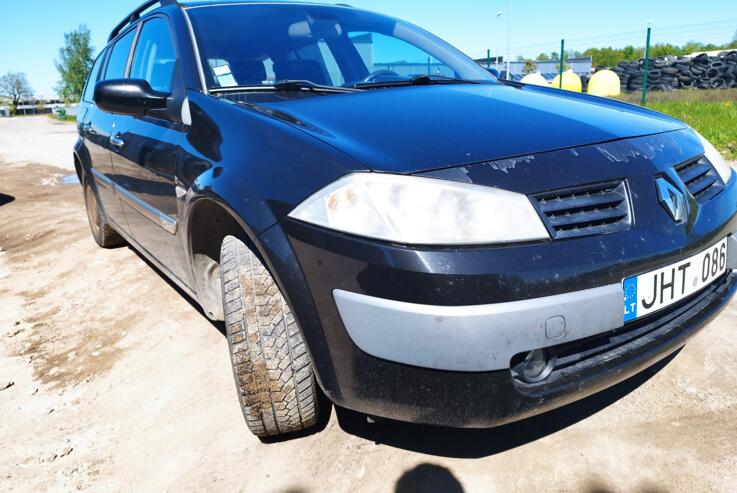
[54, 25, 94, 102]
[0, 72, 33, 115]
[522, 59, 537, 75]
[535, 53, 550, 62]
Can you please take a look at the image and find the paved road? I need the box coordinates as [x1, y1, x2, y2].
[0, 116, 77, 170]
[1, 116, 736, 492]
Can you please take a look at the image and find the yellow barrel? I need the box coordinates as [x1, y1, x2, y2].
[520, 72, 548, 86]
[587, 69, 621, 96]
[551, 70, 582, 92]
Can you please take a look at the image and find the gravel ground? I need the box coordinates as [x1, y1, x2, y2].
[1, 116, 737, 492]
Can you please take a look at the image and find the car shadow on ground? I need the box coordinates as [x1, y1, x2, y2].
[334, 352, 678, 459]
[394, 463, 464, 493]
[129, 246, 678, 454]
[0, 192, 16, 207]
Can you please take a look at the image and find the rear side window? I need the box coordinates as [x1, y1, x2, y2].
[82, 49, 107, 102]
[105, 29, 136, 80]
[130, 18, 177, 93]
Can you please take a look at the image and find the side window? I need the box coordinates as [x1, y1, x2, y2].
[105, 29, 136, 80]
[349, 32, 455, 79]
[82, 49, 107, 102]
[130, 18, 177, 93]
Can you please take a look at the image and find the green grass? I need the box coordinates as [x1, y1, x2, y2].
[46, 113, 77, 123]
[617, 89, 737, 160]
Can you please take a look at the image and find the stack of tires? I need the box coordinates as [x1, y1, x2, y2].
[612, 50, 737, 92]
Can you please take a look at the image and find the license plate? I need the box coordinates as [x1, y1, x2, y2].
[624, 238, 728, 322]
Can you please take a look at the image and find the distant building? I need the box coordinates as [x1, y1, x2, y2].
[475, 57, 593, 82]
[0, 95, 75, 117]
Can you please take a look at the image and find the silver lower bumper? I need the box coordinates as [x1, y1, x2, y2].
[334, 234, 737, 373]
[334, 285, 623, 372]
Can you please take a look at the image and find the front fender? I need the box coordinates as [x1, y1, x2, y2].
[184, 90, 368, 235]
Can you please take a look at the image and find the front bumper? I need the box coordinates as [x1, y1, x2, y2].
[334, 284, 622, 373]
[334, 234, 737, 373]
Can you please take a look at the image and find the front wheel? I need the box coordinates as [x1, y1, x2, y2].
[220, 236, 322, 438]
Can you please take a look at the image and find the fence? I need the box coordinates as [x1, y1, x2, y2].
[475, 17, 737, 104]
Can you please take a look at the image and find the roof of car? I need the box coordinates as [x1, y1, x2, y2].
[110, 0, 353, 42]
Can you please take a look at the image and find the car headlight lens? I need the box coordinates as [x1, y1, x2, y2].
[288, 173, 550, 245]
[696, 131, 734, 184]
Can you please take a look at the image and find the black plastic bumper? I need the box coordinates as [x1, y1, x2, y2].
[324, 272, 736, 427]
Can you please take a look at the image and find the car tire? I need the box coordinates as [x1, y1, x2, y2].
[83, 176, 124, 248]
[220, 235, 320, 438]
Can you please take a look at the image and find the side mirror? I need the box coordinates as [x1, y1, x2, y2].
[94, 79, 169, 117]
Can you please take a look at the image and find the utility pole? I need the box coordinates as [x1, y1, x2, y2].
[496, 10, 503, 71]
[559, 39, 565, 88]
[506, 0, 512, 79]
[641, 21, 654, 106]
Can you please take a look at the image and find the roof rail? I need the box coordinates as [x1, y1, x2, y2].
[108, 0, 179, 42]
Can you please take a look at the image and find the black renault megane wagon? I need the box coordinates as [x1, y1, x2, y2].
[74, 0, 737, 438]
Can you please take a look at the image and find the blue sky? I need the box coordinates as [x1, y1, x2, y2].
[1, 0, 735, 96]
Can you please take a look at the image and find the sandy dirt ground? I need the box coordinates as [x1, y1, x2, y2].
[1, 116, 737, 493]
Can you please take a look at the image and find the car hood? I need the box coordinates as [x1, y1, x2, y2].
[259, 83, 686, 174]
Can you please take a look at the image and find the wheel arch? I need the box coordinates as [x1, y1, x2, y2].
[73, 139, 90, 183]
[185, 195, 260, 321]
[184, 194, 336, 395]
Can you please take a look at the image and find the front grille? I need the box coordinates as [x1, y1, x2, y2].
[675, 157, 725, 203]
[531, 181, 632, 240]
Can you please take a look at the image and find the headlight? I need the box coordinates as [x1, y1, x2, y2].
[696, 131, 734, 184]
[288, 173, 550, 245]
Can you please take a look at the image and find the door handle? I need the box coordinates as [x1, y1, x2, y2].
[110, 134, 125, 148]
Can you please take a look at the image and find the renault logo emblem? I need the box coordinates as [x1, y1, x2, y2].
[656, 177, 689, 224]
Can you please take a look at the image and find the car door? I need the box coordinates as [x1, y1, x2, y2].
[109, 16, 190, 283]
[80, 33, 136, 235]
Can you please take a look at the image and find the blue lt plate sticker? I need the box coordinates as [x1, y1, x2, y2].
[623, 277, 638, 322]
[623, 237, 728, 322]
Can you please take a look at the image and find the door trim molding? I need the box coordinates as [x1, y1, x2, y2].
[90, 168, 114, 191]
[91, 168, 178, 235]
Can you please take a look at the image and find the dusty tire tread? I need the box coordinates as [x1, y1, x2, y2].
[220, 236, 319, 438]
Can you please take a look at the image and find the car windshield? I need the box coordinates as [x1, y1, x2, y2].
[185, 4, 497, 92]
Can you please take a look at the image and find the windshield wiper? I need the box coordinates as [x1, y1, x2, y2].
[210, 80, 361, 95]
[273, 79, 361, 93]
[352, 74, 482, 89]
